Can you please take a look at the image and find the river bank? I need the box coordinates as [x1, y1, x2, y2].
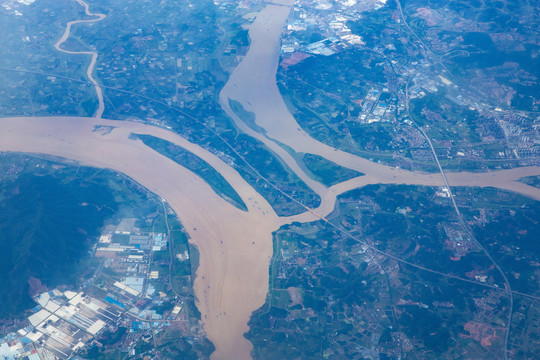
[2, 0, 539, 358]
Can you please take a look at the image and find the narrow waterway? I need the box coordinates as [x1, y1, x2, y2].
[54, 0, 105, 118]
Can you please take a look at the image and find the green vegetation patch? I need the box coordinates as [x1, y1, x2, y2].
[0, 173, 113, 317]
[134, 133, 248, 211]
[454, 187, 540, 295]
[168, 217, 193, 294]
[152, 329, 215, 360]
[228, 99, 266, 134]
[230, 134, 321, 216]
[518, 175, 540, 189]
[247, 184, 538, 358]
[302, 153, 363, 186]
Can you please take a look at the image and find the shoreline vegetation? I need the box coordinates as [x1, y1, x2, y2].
[134, 133, 248, 212]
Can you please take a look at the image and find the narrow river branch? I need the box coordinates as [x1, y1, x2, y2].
[54, 0, 106, 118]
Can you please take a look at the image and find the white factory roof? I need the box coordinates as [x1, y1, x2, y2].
[125, 277, 144, 293]
[0, 343, 12, 357]
[114, 281, 140, 296]
[87, 320, 106, 335]
[84, 301, 101, 313]
[44, 301, 60, 313]
[26, 331, 43, 342]
[64, 290, 78, 300]
[68, 292, 84, 306]
[36, 292, 50, 307]
[28, 353, 41, 360]
[28, 309, 51, 326]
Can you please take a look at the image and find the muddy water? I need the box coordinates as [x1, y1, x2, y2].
[219, 0, 540, 220]
[1, 115, 538, 359]
[2, 0, 539, 358]
[0, 116, 280, 360]
[54, 0, 106, 118]
[219, 0, 416, 178]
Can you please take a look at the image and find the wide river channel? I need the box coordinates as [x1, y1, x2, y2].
[1, 1, 540, 359]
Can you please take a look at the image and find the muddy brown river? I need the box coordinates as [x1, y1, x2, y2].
[1, 0, 539, 359]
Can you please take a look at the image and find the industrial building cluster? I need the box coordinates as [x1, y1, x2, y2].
[0, 290, 120, 359]
[0, 217, 190, 360]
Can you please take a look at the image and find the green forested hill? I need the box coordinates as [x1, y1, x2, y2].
[0, 173, 116, 317]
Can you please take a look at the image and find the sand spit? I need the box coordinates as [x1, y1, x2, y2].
[219, 1, 450, 198]
[219, 0, 394, 176]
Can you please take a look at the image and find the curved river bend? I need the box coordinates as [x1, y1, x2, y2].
[54, 0, 106, 118]
[0, 116, 280, 360]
